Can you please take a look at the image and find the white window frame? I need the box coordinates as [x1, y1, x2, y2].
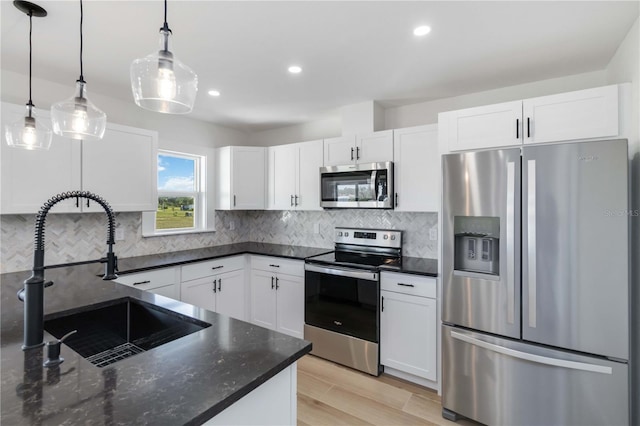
[142, 146, 216, 237]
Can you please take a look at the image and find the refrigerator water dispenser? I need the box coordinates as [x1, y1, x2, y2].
[453, 216, 500, 275]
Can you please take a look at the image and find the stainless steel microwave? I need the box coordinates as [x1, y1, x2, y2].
[320, 162, 394, 209]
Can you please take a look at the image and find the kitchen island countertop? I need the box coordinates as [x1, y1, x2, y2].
[0, 242, 326, 425]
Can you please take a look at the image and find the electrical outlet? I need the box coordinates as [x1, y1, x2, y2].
[429, 228, 438, 241]
[115, 228, 125, 241]
[229, 221, 235, 231]
[313, 223, 320, 234]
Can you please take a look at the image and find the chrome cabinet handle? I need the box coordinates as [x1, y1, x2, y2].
[516, 118, 520, 139]
[527, 159, 537, 328]
[397, 283, 414, 287]
[290, 195, 294, 206]
[356, 146, 360, 160]
[294, 195, 298, 206]
[333, 320, 342, 326]
[213, 279, 217, 293]
[269, 264, 280, 268]
[506, 161, 516, 324]
[233, 195, 236, 207]
[395, 193, 398, 207]
[275, 277, 279, 290]
[218, 278, 221, 292]
[381, 296, 384, 312]
[211, 265, 223, 270]
[527, 117, 531, 138]
[133, 280, 151, 286]
[350, 147, 354, 161]
[271, 276, 274, 289]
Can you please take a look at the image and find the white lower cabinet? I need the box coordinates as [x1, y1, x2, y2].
[180, 256, 247, 321]
[380, 272, 438, 386]
[249, 256, 304, 339]
[114, 267, 179, 300]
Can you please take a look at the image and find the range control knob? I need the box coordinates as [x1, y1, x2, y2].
[337, 231, 343, 237]
[391, 235, 396, 240]
[345, 232, 349, 237]
[384, 234, 389, 240]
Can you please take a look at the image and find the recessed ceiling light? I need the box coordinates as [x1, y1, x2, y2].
[413, 25, 431, 37]
[288, 65, 302, 74]
[208, 90, 221, 97]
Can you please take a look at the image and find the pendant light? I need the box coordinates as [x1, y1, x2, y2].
[51, 0, 106, 141]
[5, 1, 52, 151]
[130, 0, 198, 114]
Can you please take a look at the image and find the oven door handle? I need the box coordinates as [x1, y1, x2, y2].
[305, 264, 378, 281]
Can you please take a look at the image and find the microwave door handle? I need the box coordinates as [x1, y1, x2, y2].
[371, 170, 377, 202]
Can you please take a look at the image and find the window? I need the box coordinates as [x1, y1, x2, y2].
[143, 148, 214, 236]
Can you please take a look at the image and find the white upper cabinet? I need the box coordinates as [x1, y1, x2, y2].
[440, 85, 622, 152]
[441, 100, 522, 152]
[323, 130, 393, 166]
[393, 124, 439, 212]
[522, 85, 618, 144]
[1, 102, 157, 214]
[268, 140, 323, 211]
[216, 146, 266, 210]
[82, 123, 157, 212]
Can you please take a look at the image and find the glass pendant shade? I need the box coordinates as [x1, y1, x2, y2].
[130, 29, 198, 114]
[5, 104, 52, 150]
[51, 80, 106, 141]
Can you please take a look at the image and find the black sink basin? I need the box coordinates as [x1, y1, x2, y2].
[44, 297, 211, 367]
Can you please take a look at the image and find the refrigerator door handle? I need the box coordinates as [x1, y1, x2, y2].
[506, 161, 515, 324]
[450, 330, 612, 375]
[527, 159, 537, 328]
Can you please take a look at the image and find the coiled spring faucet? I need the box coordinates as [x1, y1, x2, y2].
[20, 191, 118, 350]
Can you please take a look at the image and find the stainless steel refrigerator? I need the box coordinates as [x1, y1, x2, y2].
[441, 139, 630, 425]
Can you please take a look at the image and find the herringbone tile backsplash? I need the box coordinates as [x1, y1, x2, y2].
[1, 210, 437, 273]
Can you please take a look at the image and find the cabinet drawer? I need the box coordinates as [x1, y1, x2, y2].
[181, 255, 245, 282]
[381, 272, 436, 298]
[115, 267, 177, 290]
[250, 255, 304, 277]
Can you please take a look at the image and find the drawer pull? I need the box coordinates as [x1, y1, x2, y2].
[269, 264, 280, 268]
[397, 283, 415, 287]
[133, 280, 151, 286]
[334, 320, 342, 326]
[211, 265, 224, 270]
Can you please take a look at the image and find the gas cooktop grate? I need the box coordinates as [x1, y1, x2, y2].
[85, 343, 145, 368]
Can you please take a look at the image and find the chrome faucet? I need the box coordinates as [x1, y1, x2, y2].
[20, 191, 118, 350]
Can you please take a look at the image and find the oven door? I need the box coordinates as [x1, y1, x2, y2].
[304, 263, 379, 342]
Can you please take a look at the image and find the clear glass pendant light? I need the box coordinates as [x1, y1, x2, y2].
[5, 1, 52, 150]
[51, 0, 106, 140]
[130, 0, 198, 114]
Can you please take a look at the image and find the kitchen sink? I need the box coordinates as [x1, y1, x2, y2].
[44, 297, 211, 367]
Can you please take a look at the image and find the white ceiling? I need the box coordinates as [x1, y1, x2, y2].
[1, 1, 638, 132]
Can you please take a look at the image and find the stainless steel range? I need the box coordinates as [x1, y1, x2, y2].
[304, 227, 402, 376]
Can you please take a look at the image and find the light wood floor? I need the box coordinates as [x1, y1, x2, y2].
[297, 355, 477, 426]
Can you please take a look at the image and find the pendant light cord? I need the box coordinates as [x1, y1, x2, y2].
[161, 0, 171, 51]
[78, 0, 84, 83]
[27, 10, 33, 110]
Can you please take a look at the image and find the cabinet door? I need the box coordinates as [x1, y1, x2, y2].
[250, 269, 277, 330]
[83, 123, 157, 212]
[275, 274, 304, 339]
[357, 130, 393, 164]
[295, 140, 323, 211]
[215, 269, 246, 321]
[380, 290, 437, 381]
[393, 125, 439, 212]
[267, 145, 296, 210]
[323, 135, 356, 166]
[232, 146, 266, 209]
[180, 276, 217, 312]
[444, 101, 522, 151]
[1, 103, 81, 214]
[523, 85, 619, 145]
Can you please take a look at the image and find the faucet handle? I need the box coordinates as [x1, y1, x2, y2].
[17, 281, 54, 302]
[43, 330, 77, 368]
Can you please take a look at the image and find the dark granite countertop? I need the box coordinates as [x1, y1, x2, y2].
[1, 260, 312, 424]
[116, 242, 333, 274]
[379, 256, 438, 277]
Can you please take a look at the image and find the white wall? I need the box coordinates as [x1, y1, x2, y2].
[0, 70, 250, 149]
[248, 114, 341, 146]
[604, 16, 640, 426]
